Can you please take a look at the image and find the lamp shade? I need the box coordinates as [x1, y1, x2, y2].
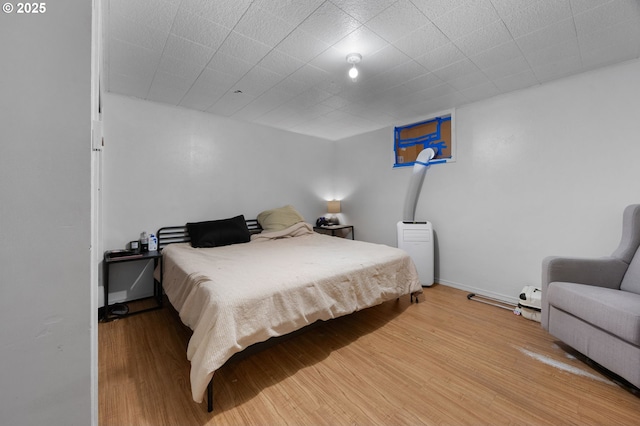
[327, 200, 341, 214]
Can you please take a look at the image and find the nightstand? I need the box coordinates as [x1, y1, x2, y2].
[313, 224, 355, 240]
[102, 250, 163, 321]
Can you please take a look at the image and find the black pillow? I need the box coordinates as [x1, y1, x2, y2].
[186, 215, 251, 248]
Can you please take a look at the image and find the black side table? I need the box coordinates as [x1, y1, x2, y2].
[313, 224, 355, 240]
[102, 250, 163, 322]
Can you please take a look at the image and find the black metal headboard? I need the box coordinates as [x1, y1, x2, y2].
[157, 219, 262, 250]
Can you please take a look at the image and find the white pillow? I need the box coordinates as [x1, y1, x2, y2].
[257, 205, 305, 232]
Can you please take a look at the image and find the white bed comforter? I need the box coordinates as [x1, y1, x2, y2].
[160, 222, 421, 402]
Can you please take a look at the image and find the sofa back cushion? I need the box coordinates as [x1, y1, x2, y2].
[621, 248, 640, 294]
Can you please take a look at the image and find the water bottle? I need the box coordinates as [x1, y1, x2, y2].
[148, 233, 157, 251]
[140, 231, 149, 252]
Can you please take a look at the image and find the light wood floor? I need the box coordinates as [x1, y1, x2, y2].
[99, 285, 640, 425]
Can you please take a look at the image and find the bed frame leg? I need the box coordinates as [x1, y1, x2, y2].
[207, 378, 213, 412]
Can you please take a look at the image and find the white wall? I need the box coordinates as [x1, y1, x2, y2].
[101, 94, 335, 302]
[0, 1, 93, 425]
[335, 58, 640, 302]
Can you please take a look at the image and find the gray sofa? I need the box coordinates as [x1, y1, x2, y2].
[542, 204, 640, 388]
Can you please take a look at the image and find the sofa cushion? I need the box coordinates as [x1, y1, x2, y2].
[620, 248, 640, 294]
[547, 282, 640, 346]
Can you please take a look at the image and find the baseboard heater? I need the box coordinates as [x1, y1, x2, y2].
[467, 293, 516, 310]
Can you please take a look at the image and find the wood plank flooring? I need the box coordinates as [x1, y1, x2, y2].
[99, 284, 640, 425]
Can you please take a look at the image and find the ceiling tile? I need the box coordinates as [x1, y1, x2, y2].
[362, 44, 413, 77]
[105, 0, 640, 140]
[108, 12, 167, 52]
[206, 51, 255, 77]
[233, 5, 297, 47]
[339, 102, 392, 122]
[501, 0, 573, 38]
[108, 72, 154, 99]
[291, 87, 334, 109]
[170, 8, 230, 50]
[482, 54, 531, 81]
[178, 68, 236, 111]
[532, 54, 582, 82]
[514, 18, 576, 55]
[397, 91, 467, 117]
[275, 28, 331, 63]
[272, 77, 316, 97]
[253, 0, 325, 26]
[460, 80, 501, 102]
[180, 0, 253, 29]
[469, 40, 524, 70]
[291, 102, 334, 122]
[190, 67, 238, 92]
[573, 0, 640, 36]
[231, 89, 293, 121]
[414, 43, 466, 72]
[108, 39, 161, 82]
[157, 55, 203, 81]
[231, 104, 277, 123]
[569, 0, 614, 14]
[163, 34, 215, 68]
[180, 87, 226, 111]
[447, 71, 492, 91]
[180, 70, 234, 110]
[524, 37, 580, 69]
[581, 43, 639, 70]
[453, 20, 513, 57]
[330, 25, 389, 57]
[490, 0, 541, 19]
[391, 83, 457, 109]
[493, 69, 538, 92]
[147, 71, 192, 104]
[375, 82, 428, 103]
[207, 90, 256, 116]
[316, 79, 352, 96]
[432, 0, 502, 40]
[216, 32, 273, 67]
[298, 1, 362, 45]
[231, 66, 283, 97]
[365, 0, 430, 43]
[258, 50, 306, 76]
[310, 47, 353, 75]
[321, 94, 352, 109]
[254, 104, 302, 127]
[371, 60, 430, 88]
[288, 64, 331, 87]
[329, 0, 397, 23]
[393, 22, 450, 58]
[433, 58, 481, 82]
[110, 0, 178, 32]
[401, 72, 446, 93]
[410, 0, 467, 20]
[578, 19, 640, 55]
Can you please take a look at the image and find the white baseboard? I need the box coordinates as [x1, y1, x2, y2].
[435, 278, 520, 305]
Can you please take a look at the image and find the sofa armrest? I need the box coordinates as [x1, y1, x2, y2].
[541, 256, 628, 330]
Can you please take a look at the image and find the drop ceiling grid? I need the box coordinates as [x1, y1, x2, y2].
[104, 0, 640, 140]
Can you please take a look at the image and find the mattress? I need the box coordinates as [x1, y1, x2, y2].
[159, 222, 421, 402]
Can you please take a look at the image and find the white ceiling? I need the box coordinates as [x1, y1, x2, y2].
[103, 0, 640, 141]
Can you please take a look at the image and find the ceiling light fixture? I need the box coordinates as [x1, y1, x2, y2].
[346, 53, 362, 81]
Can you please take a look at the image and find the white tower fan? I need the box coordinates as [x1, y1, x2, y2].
[397, 148, 435, 287]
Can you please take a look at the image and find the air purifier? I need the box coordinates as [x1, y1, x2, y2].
[397, 148, 436, 287]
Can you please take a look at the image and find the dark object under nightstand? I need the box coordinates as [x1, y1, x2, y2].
[313, 224, 355, 240]
[102, 250, 163, 322]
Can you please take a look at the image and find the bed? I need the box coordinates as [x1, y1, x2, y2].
[156, 212, 422, 412]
